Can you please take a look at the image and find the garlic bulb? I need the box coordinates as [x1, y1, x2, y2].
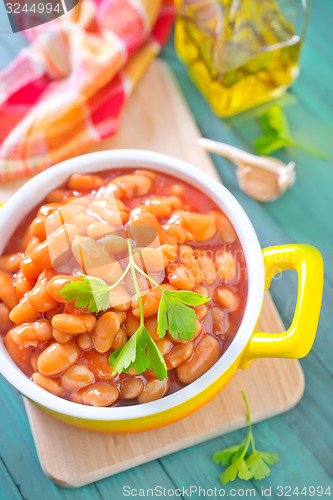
[199, 138, 296, 202]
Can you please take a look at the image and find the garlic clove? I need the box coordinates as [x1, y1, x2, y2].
[236, 159, 296, 202]
[198, 138, 296, 202]
[236, 163, 280, 202]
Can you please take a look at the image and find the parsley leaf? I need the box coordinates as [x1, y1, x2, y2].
[109, 325, 167, 381]
[213, 391, 279, 484]
[59, 238, 212, 380]
[221, 457, 253, 484]
[245, 450, 279, 480]
[157, 290, 210, 340]
[59, 274, 110, 313]
[254, 105, 327, 159]
[213, 446, 243, 466]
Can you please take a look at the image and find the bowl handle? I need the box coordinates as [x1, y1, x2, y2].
[242, 244, 323, 364]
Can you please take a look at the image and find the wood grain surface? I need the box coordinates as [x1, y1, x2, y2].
[22, 60, 304, 487]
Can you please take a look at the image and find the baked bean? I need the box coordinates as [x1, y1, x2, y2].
[0, 303, 13, 334]
[47, 274, 81, 303]
[167, 263, 195, 290]
[46, 189, 71, 203]
[211, 306, 230, 335]
[165, 342, 193, 370]
[178, 245, 202, 284]
[170, 184, 184, 196]
[111, 174, 152, 200]
[155, 338, 173, 356]
[30, 217, 46, 240]
[131, 284, 174, 317]
[72, 236, 123, 284]
[194, 250, 216, 285]
[125, 312, 140, 337]
[120, 378, 144, 400]
[134, 169, 157, 180]
[209, 210, 236, 244]
[52, 313, 97, 334]
[177, 335, 220, 384]
[15, 271, 33, 300]
[77, 332, 92, 350]
[193, 284, 208, 296]
[44, 209, 65, 237]
[20, 256, 43, 280]
[38, 341, 80, 376]
[69, 387, 86, 404]
[32, 372, 63, 396]
[73, 214, 98, 235]
[215, 251, 237, 282]
[166, 332, 185, 345]
[124, 270, 149, 295]
[109, 284, 131, 311]
[115, 311, 126, 324]
[31, 223, 79, 269]
[82, 383, 119, 407]
[137, 378, 169, 404]
[62, 364, 95, 391]
[92, 312, 121, 353]
[162, 244, 178, 266]
[28, 272, 58, 312]
[195, 304, 208, 321]
[59, 199, 93, 221]
[194, 320, 202, 338]
[133, 247, 168, 273]
[68, 173, 104, 191]
[84, 351, 115, 380]
[112, 326, 128, 350]
[9, 296, 37, 324]
[139, 196, 182, 217]
[183, 212, 216, 242]
[39, 203, 61, 218]
[87, 222, 116, 239]
[130, 211, 176, 247]
[52, 328, 72, 343]
[25, 237, 41, 256]
[163, 223, 188, 243]
[145, 315, 160, 341]
[99, 234, 127, 254]
[89, 197, 127, 226]
[4, 332, 31, 366]
[0, 270, 18, 309]
[216, 288, 239, 311]
[10, 321, 52, 347]
[0, 253, 22, 273]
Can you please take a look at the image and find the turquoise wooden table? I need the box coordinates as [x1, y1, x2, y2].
[0, 1, 332, 498]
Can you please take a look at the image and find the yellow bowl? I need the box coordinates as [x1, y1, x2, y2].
[0, 150, 324, 433]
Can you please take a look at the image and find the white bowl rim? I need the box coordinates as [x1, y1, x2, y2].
[0, 150, 265, 421]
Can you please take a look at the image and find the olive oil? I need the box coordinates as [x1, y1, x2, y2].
[175, 0, 306, 117]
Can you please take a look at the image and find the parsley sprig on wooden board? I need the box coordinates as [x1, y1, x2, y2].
[213, 391, 279, 483]
[60, 239, 210, 380]
[254, 105, 327, 159]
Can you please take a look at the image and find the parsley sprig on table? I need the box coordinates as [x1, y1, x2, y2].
[254, 105, 327, 159]
[60, 239, 210, 380]
[213, 391, 279, 484]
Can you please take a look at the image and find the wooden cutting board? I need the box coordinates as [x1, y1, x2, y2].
[2, 60, 304, 487]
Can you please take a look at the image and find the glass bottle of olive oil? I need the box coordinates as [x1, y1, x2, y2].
[175, 0, 309, 117]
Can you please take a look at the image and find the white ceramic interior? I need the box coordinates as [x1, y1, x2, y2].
[0, 150, 265, 421]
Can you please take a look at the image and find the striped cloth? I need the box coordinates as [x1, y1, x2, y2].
[0, 0, 174, 181]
